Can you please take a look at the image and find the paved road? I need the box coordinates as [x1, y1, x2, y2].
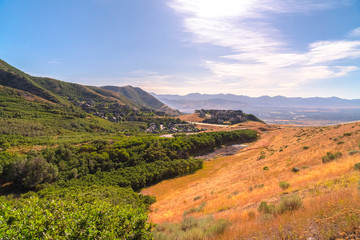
[189, 122, 230, 127]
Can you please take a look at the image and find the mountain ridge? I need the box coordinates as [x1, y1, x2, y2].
[0, 59, 177, 116]
[152, 93, 360, 125]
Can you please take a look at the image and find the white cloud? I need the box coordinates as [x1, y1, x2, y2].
[349, 27, 360, 38]
[167, 0, 360, 94]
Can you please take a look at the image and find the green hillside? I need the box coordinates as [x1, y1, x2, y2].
[0, 59, 177, 115]
[102, 85, 180, 116]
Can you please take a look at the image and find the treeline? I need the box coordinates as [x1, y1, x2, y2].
[1, 129, 257, 191]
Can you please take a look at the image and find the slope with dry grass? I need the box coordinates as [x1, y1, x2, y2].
[143, 122, 360, 239]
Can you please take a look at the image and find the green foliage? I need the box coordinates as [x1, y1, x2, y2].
[277, 194, 303, 214]
[258, 201, 276, 214]
[263, 166, 269, 171]
[279, 181, 290, 190]
[249, 184, 264, 192]
[0, 194, 152, 239]
[349, 150, 360, 156]
[354, 162, 360, 171]
[322, 152, 342, 163]
[343, 132, 352, 137]
[7, 156, 58, 190]
[154, 215, 229, 240]
[337, 141, 344, 145]
[292, 167, 300, 173]
[193, 196, 202, 201]
[183, 202, 207, 216]
[303, 146, 309, 150]
[258, 194, 302, 216]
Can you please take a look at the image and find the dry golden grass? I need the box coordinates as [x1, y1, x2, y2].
[179, 113, 204, 122]
[142, 122, 360, 239]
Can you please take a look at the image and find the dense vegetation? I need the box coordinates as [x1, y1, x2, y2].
[0, 129, 257, 238]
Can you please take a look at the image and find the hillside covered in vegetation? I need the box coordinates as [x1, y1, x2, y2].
[0, 59, 261, 239]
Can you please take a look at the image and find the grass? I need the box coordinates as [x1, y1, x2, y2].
[154, 215, 229, 240]
[143, 121, 360, 238]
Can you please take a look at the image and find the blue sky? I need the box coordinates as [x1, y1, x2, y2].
[0, 0, 360, 98]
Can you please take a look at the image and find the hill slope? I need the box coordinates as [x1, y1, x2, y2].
[102, 85, 180, 116]
[0, 59, 176, 115]
[143, 121, 360, 239]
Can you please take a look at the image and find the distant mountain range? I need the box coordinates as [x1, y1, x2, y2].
[153, 93, 360, 125]
[0, 59, 179, 116]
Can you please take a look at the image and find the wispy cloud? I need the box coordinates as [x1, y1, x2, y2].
[167, 0, 360, 94]
[349, 27, 360, 38]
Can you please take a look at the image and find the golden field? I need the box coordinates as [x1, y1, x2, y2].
[142, 121, 360, 239]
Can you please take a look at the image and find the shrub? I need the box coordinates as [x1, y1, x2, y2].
[183, 202, 206, 216]
[277, 194, 303, 214]
[354, 162, 360, 171]
[263, 166, 269, 171]
[349, 150, 360, 156]
[303, 146, 309, 150]
[292, 167, 300, 173]
[193, 195, 201, 201]
[258, 201, 276, 214]
[279, 181, 290, 190]
[258, 154, 266, 160]
[337, 141, 345, 145]
[154, 216, 229, 240]
[322, 152, 342, 163]
[343, 132, 352, 137]
[8, 156, 58, 189]
[0, 195, 152, 239]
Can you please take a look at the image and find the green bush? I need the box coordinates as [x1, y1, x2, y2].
[0, 195, 152, 239]
[349, 150, 360, 156]
[354, 162, 360, 171]
[279, 181, 290, 190]
[322, 152, 342, 163]
[183, 202, 206, 216]
[258, 201, 276, 214]
[193, 195, 202, 201]
[303, 146, 309, 150]
[263, 166, 269, 171]
[8, 156, 58, 189]
[277, 194, 303, 214]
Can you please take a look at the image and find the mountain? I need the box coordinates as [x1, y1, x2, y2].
[101, 85, 179, 116]
[153, 93, 360, 125]
[0, 59, 177, 115]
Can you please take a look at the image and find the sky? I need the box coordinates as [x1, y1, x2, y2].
[0, 0, 360, 99]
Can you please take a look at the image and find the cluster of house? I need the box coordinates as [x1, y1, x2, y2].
[145, 122, 200, 134]
[195, 109, 252, 124]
